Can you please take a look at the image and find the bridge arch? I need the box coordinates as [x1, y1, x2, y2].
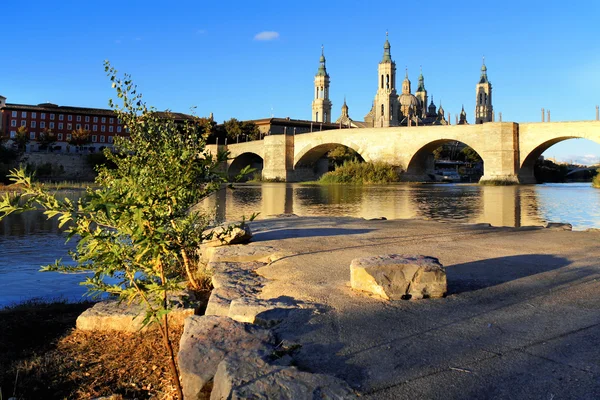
[518, 136, 581, 183]
[228, 152, 263, 181]
[404, 138, 486, 182]
[294, 142, 369, 168]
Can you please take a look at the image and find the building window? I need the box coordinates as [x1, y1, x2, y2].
[93, 125, 97, 132]
[59, 114, 64, 121]
[66, 133, 72, 141]
[11, 111, 17, 117]
[58, 123, 63, 130]
[21, 120, 26, 127]
[31, 121, 37, 128]
[21, 111, 27, 118]
[50, 114, 55, 120]
[41, 113, 46, 119]
[109, 118, 114, 124]
[108, 136, 114, 143]
[101, 117, 106, 123]
[101, 125, 106, 132]
[68, 115, 72, 121]
[10, 131, 16, 138]
[49, 122, 55, 129]
[11, 120, 16, 127]
[67, 123, 72, 130]
[109, 126, 113, 133]
[93, 116, 98, 123]
[92, 135, 97, 142]
[85, 124, 89, 130]
[75, 124, 81, 130]
[30, 132, 35, 140]
[32, 112, 37, 119]
[40, 121, 45, 129]
[117, 126, 121, 133]
[100, 135, 106, 143]
[76, 115, 81, 122]
[57, 133, 63, 141]
[85, 116, 90, 122]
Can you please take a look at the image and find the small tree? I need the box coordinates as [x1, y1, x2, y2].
[0, 62, 230, 398]
[14, 126, 30, 151]
[241, 120, 260, 141]
[38, 128, 57, 151]
[223, 117, 242, 142]
[69, 128, 92, 148]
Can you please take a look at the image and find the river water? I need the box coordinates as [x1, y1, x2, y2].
[1, 182, 599, 306]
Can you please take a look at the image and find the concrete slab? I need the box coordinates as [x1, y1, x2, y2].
[246, 216, 600, 399]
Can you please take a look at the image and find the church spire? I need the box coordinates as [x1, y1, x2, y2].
[382, 31, 392, 63]
[316, 45, 328, 77]
[479, 56, 488, 84]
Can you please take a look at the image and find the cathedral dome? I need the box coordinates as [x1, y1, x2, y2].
[399, 93, 419, 108]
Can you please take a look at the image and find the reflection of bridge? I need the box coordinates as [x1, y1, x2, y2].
[207, 121, 600, 183]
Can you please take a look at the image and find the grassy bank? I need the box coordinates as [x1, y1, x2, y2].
[0, 298, 182, 399]
[593, 169, 600, 188]
[479, 178, 519, 186]
[0, 181, 95, 192]
[319, 161, 401, 184]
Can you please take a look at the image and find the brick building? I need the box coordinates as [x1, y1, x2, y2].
[0, 97, 126, 152]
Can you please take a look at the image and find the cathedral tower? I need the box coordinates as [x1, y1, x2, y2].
[415, 68, 427, 118]
[475, 58, 493, 124]
[312, 46, 332, 123]
[373, 33, 399, 127]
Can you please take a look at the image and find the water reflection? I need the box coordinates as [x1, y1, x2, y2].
[201, 182, 600, 230]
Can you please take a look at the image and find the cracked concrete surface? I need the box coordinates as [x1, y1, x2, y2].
[247, 216, 600, 400]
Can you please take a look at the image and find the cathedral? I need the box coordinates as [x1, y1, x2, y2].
[311, 34, 493, 128]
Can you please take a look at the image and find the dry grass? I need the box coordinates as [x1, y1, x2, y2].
[0, 300, 187, 399]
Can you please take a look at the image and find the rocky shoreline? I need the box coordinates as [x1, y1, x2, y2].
[73, 215, 600, 398]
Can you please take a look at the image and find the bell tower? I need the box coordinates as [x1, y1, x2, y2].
[373, 33, 399, 127]
[312, 46, 332, 123]
[475, 57, 493, 124]
[415, 67, 427, 118]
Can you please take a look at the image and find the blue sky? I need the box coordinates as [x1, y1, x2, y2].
[2, 0, 600, 164]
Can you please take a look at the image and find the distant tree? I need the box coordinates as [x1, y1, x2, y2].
[327, 145, 361, 167]
[195, 117, 217, 138]
[241, 121, 260, 141]
[458, 147, 482, 164]
[38, 128, 57, 151]
[223, 118, 243, 142]
[69, 128, 92, 147]
[14, 126, 30, 151]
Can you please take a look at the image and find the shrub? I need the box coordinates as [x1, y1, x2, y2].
[319, 160, 401, 184]
[593, 169, 600, 188]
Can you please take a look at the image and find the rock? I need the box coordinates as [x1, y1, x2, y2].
[178, 315, 276, 400]
[202, 223, 252, 248]
[211, 353, 357, 400]
[228, 297, 298, 327]
[204, 262, 266, 317]
[350, 254, 446, 300]
[368, 217, 387, 220]
[76, 290, 198, 332]
[201, 244, 285, 264]
[585, 227, 600, 232]
[544, 222, 572, 231]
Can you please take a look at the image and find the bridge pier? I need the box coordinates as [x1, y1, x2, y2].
[262, 133, 295, 181]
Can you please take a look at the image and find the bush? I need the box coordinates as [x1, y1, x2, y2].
[593, 169, 600, 188]
[319, 160, 401, 184]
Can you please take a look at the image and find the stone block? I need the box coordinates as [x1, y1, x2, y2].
[544, 222, 573, 231]
[201, 244, 285, 264]
[211, 353, 357, 400]
[228, 297, 298, 327]
[178, 315, 276, 400]
[76, 291, 198, 332]
[202, 223, 252, 248]
[350, 254, 446, 300]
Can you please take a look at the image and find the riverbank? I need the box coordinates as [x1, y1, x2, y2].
[0, 299, 181, 399]
[242, 215, 600, 399]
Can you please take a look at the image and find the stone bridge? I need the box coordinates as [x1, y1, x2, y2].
[206, 121, 600, 183]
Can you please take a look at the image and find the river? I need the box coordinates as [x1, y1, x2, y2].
[1, 182, 599, 306]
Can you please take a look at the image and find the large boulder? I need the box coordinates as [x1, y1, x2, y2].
[350, 254, 446, 300]
[211, 353, 357, 400]
[178, 315, 276, 400]
[228, 297, 298, 327]
[202, 223, 252, 248]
